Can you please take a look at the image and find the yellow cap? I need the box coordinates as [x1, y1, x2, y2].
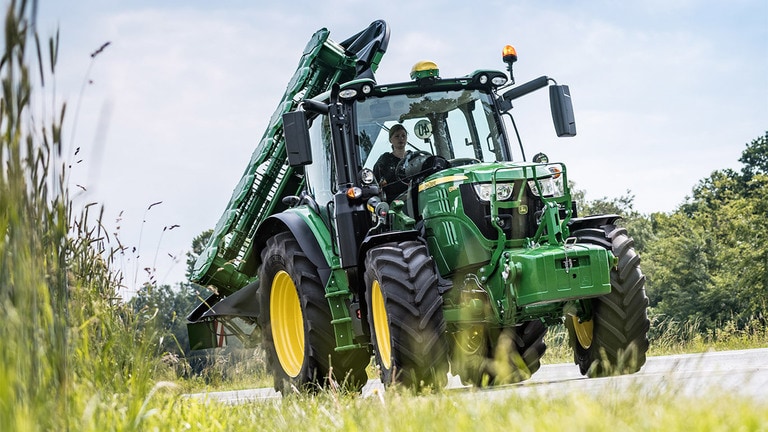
[410, 61, 440, 80]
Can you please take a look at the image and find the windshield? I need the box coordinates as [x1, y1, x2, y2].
[356, 89, 508, 170]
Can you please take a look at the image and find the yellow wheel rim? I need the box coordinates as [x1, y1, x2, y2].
[371, 280, 392, 370]
[454, 325, 485, 355]
[572, 316, 593, 349]
[270, 270, 304, 377]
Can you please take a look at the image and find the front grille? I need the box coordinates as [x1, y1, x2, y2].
[459, 183, 543, 240]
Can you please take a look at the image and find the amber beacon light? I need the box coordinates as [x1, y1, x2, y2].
[502, 44, 518, 84]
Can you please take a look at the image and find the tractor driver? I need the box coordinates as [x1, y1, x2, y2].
[373, 123, 410, 200]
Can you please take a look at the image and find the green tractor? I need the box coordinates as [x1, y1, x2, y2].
[186, 20, 650, 392]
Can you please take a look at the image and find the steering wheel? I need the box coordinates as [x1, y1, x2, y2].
[395, 150, 433, 181]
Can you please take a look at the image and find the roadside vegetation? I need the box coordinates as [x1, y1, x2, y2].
[1, 2, 766, 430]
[134, 389, 768, 431]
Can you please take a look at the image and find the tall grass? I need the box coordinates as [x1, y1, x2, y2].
[1, 1, 70, 429]
[128, 385, 768, 431]
[1, 2, 169, 430]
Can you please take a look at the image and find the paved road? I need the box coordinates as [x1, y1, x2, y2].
[481, 347, 768, 401]
[185, 348, 768, 404]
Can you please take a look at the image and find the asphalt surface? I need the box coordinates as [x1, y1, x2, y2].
[185, 348, 768, 404]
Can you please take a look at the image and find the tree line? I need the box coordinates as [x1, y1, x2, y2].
[579, 131, 767, 337]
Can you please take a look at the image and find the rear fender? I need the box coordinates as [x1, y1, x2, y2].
[254, 208, 335, 286]
[568, 214, 622, 233]
[191, 209, 333, 323]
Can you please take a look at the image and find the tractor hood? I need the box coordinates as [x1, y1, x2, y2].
[418, 161, 559, 193]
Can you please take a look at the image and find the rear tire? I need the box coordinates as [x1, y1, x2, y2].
[364, 241, 449, 390]
[567, 224, 650, 377]
[259, 231, 369, 393]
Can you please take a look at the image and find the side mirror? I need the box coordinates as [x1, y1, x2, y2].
[549, 85, 576, 137]
[283, 110, 313, 167]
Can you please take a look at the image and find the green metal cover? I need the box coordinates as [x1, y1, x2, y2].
[510, 244, 612, 306]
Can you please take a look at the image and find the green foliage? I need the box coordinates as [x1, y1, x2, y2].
[126, 228, 214, 380]
[739, 131, 768, 180]
[186, 228, 212, 281]
[644, 212, 716, 326]
[119, 227, 211, 363]
[645, 131, 768, 333]
[141, 387, 768, 431]
[127, 227, 273, 387]
[129, 282, 205, 356]
[572, 132, 767, 338]
[647, 316, 768, 355]
[0, 2, 70, 428]
[0, 2, 168, 430]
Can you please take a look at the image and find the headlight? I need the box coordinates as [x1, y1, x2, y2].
[473, 183, 514, 202]
[360, 168, 375, 185]
[528, 177, 564, 197]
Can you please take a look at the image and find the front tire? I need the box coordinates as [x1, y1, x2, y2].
[567, 224, 650, 377]
[452, 320, 547, 386]
[364, 241, 449, 390]
[259, 232, 368, 393]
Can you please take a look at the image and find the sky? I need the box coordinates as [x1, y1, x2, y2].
[21, 0, 768, 294]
